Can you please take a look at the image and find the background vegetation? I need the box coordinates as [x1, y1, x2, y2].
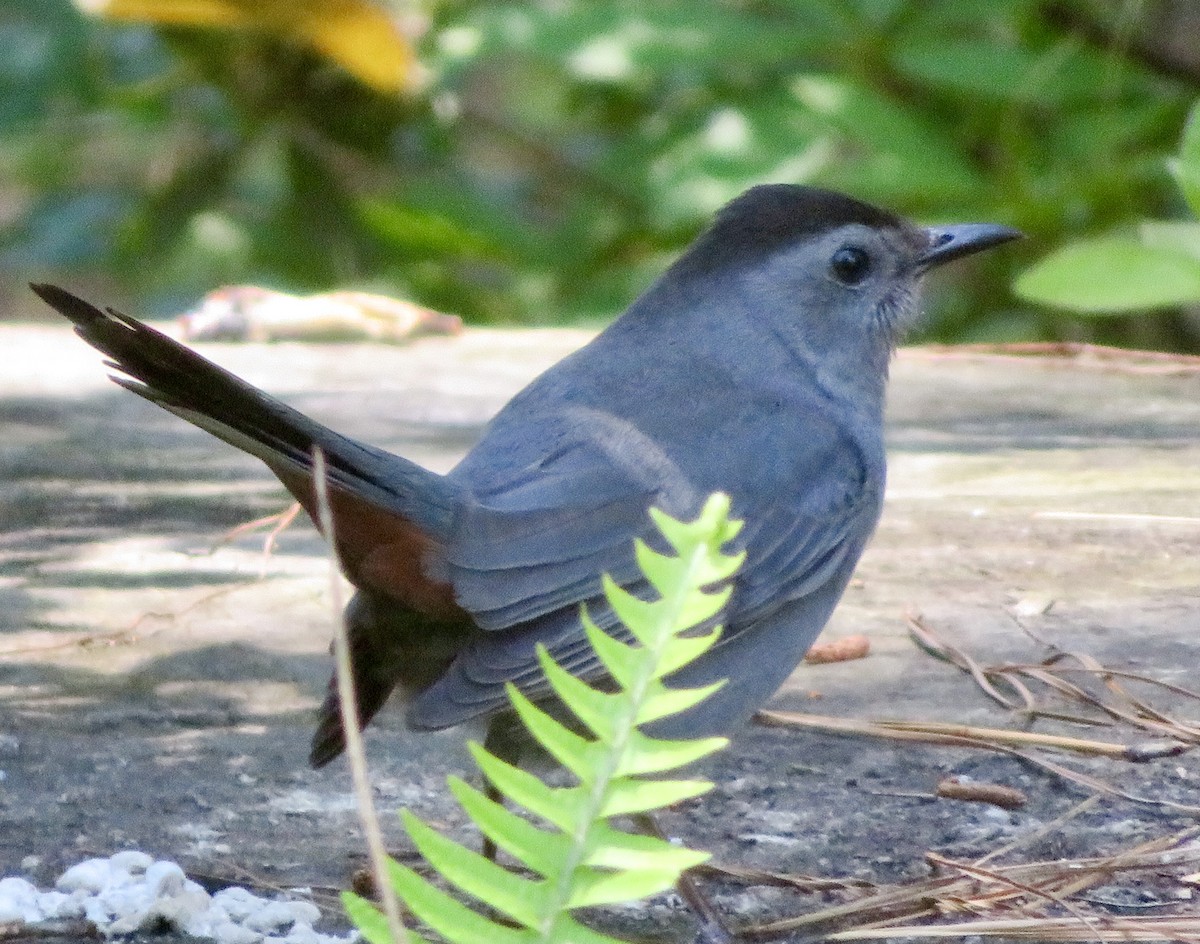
[2, 0, 1199, 349]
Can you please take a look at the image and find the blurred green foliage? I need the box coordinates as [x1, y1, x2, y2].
[2, 0, 1199, 348]
[1016, 102, 1200, 316]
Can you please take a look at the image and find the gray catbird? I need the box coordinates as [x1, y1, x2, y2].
[31, 184, 1019, 768]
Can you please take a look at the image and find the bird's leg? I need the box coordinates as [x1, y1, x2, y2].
[482, 779, 501, 862]
[481, 715, 527, 862]
[632, 812, 735, 944]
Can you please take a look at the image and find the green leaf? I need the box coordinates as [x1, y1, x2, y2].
[637, 92, 836, 228]
[674, 586, 733, 629]
[892, 38, 1119, 106]
[581, 611, 640, 690]
[117, 137, 240, 264]
[690, 492, 741, 539]
[789, 74, 983, 203]
[638, 680, 725, 723]
[537, 651, 622, 742]
[1140, 221, 1200, 262]
[341, 892, 428, 944]
[601, 577, 659, 641]
[630, 541, 676, 599]
[403, 812, 545, 928]
[358, 199, 509, 262]
[346, 495, 746, 944]
[1015, 236, 1200, 313]
[567, 866, 685, 907]
[583, 823, 710, 872]
[5, 191, 130, 269]
[647, 499, 739, 562]
[383, 859, 529, 944]
[653, 631, 723, 678]
[1170, 102, 1200, 218]
[543, 916, 629, 944]
[508, 686, 599, 781]
[616, 730, 727, 777]
[645, 512, 743, 585]
[447, 778, 569, 878]
[893, 38, 1033, 101]
[600, 777, 713, 817]
[459, 4, 831, 78]
[633, 553, 736, 609]
[469, 742, 580, 832]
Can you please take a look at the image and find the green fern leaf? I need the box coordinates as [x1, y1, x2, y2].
[652, 630, 723, 677]
[601, 577, 660, 635]
[343, 891, 429, 944]
[566, 866, 685, 908]
[580, 611, 642, 688]
[468, 744, 581, 832]
[582, 824, 710, 872]
[348, 493, 745, 944]
[535, 655, 620, 742]
[544, 916, 629, 944]
[599, 776, 713, 817]
[507, 686, 599, 780]
[402, 812, 544, 927]
[379, 859, 528, 944]
[635, 680, 724, 722]
[448, 778, 568, 876]
[616, 730, 728, 776]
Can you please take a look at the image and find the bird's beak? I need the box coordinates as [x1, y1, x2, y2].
[915, 223, 1023, 273]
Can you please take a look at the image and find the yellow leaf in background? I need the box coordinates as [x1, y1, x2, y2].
[76, 0, 246, 25]
[76, 0, 423, 95]
[294, 0, 421, 95]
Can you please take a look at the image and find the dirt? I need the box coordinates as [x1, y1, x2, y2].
[2, 326, 1200, 941]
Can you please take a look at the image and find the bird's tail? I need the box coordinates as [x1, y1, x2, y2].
[31, 284, 464, 614]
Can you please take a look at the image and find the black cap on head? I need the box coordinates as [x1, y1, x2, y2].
[672, 184, 907, 278]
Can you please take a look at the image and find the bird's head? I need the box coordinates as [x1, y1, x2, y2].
[661, 185, 1020, 399]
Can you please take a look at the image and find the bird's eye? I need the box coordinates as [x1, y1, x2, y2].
[830, 246, 872, 285]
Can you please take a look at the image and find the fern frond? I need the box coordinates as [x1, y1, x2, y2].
[345, 493, 744, 943]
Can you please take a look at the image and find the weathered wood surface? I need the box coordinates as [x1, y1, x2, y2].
[2, 325, 1199, 938]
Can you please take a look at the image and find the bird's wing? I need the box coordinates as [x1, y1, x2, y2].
[445, 404, 703, 625]
[410, 403, 878, 729]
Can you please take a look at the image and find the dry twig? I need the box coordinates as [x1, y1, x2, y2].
[313, 449, 409, 944]
[743, 829, 1200, 940]
[755, 709, 1200, 814]
[906, 613, 1200, 749]
[205, 501, 303, 568]
[744, 618, 1200, 940]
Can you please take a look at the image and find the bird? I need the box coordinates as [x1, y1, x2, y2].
[31, 184, 1020, 771]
